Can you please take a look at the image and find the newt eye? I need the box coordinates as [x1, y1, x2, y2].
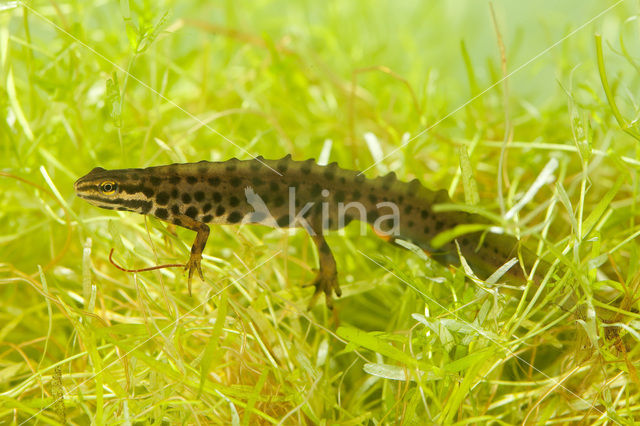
[99, 180, 117, 195]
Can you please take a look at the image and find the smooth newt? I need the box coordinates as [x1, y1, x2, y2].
[75, 155, 540, 306]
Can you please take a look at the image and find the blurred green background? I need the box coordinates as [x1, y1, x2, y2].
[2, 0, 640, 423]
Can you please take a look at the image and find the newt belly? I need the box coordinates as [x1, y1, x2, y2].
[74, 155, 539, 307]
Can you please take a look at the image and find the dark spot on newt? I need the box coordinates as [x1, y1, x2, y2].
[156, 192, 170, 205]
[323, 169, 335, 180]
[185, 206, 198, 219]
[228, 211, 243, 223]
[277, 215, 290, 227]
[141, 187, 154, 198]
[141, 201, 152, 214]
[311, 184, 322, 197]
[277, 161, 288, 173]
[155, 208, 168, 220]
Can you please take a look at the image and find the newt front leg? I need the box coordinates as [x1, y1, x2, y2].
[163, 214, 210, 296]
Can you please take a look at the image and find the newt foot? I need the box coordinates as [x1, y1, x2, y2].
[184, 252, 204, 296]
[305, 270, 342, 310]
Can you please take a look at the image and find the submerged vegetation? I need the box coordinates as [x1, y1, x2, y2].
[1, 0, 640, 423]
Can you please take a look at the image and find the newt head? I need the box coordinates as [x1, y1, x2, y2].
[74, 167, 153, 214]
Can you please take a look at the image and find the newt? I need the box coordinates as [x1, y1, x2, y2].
[74, 155, 541, 307]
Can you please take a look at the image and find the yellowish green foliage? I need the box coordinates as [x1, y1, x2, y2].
[1, 1, 640, 424]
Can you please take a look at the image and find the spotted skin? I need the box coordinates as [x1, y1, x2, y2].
[74, 155, 539, 306]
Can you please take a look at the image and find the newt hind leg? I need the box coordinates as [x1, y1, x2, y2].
[185, 222, 209, 295]
[306, 233, 342, 309]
